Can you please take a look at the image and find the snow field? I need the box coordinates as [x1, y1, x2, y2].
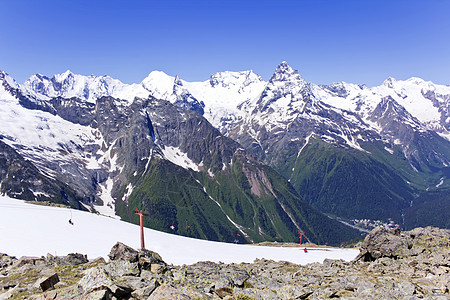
[0, 196, 359, 265]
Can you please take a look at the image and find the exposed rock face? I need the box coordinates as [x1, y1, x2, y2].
[1, 229, 450, 299]
[0, 140, 87, 208]
[355, 226, 450, 261]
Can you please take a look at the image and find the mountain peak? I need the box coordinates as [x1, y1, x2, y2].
[52, 70, 76, 84]
[0, 70, 20, 90]
[270, 61, 305, 84]
[174, 75, 183, 86]
[406, 77, 426, 85]
[141, 70, 175, 94]
[276, 61, 292, 70]
[382, 77, 397, 88]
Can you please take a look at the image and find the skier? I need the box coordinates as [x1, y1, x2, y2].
[304, 247, 308, 253]
[68, 210, 74, 225]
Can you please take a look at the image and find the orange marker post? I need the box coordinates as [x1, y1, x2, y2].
[135, 208, 148, 249]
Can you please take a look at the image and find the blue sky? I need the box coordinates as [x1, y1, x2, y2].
[0, 0, 449, 86]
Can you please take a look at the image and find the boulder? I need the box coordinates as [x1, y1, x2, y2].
[355, 226, 411, 261]
[234, 287, 278, 300]
[0, 253, 17, 270]
[46, 253, 88, 266]
[37, 273, 60, 291]
[130, 279, 159, 298]
[13, 256, 46, 268]
[83, 289, 113, 300]
[150, 263, 166, 274]
[215, 286, 233, 298]
[108, 242, 138, 263]
[108, 260, 140, 277]
[78, 267, 114, 292]
[147, 285, 191, 300]
[355, 226, 450, 262]
[138, 248, 167, 270]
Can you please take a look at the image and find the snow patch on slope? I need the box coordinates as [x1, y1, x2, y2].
[95, 177, 120, 219]
[161, 146, 199, 171]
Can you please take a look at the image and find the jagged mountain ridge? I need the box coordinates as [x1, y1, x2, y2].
[3, 61, 450, 230]
[19, 62, 450, 141]
[0, 70, 361, 245]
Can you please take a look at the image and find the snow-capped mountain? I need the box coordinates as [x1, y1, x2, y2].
[18, 64, 450, 143]
[0, 68, 362, 245]
[22, 71, 148, 102]
[21, 70, 205, 114]
[1, 62, 449, 237]
[183, 70, 266, 131]
[209, 63, 450, 225]
[314, 76, 450, 138]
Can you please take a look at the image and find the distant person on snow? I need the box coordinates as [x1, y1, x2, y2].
[69, 219, 74, 225]
[304, 247, 308, 253]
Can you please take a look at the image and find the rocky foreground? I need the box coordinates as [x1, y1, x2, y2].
[1, 226, 449, 299]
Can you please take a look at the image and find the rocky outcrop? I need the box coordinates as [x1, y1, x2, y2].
[355, 226, 450, 261]
[46, 253, 89, 266]
[108, 242, 139, 263]
[1, 228, 450, 299]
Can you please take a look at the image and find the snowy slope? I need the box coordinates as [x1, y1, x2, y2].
[0, 74, 101, 173]
[0, 196, 359, 265]
[183, 70, 266, 130]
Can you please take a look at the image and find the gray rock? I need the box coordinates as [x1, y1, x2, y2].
[277, 285, 313, 299]
[355, 226, 450, 263]
[46, 253, 88, 266]
[147, 285, 191, 300]
[78, 266, 114, 292]
[0, 253, 17, 270]
[105, 260, 140, 277]
[224, 266, 250, 287]
[36, 273, 59, 292]
[355, 226, 410, 261]
[395, 281, 416, 296]
[82, 288, 113, 300]
[12, 256, 46, 268]
[130, 279, 159, 298]
[234, 287, 278, 300]
[2, 228, 450, 299]
[138, 248, 167, 271]
[108, 242, 139, 263]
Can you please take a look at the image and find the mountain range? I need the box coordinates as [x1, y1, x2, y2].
[1, 62, 449, 245]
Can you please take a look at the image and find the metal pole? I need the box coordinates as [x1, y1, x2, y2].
[139, 213, 145, 249]
[135, 208, 148, 250]
[298, 231, 305, 245]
